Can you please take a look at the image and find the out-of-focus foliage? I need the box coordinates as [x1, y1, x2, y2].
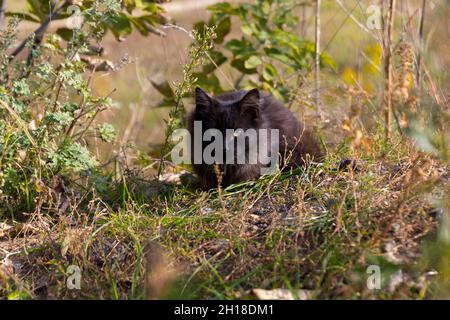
[7, 0, 168, 41]
[341, 43, 383, 93]
[337, 32, 450, 298]
[188, 0, 335, 102]
[0, 0, 169, 215]
[152, 0, 336, 104]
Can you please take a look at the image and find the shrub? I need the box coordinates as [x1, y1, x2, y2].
[195, 0, 335, 101]
[0, 0, 167, 215]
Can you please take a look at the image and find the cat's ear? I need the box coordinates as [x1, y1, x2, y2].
[239, 89, 260, 118]
[195, 87, 212, 111]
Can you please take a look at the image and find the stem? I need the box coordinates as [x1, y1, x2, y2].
[300, 5, 306, 38]
[335, 0, 380, 42]
[0, 0, 6, 31]
[234, 74, 245, 89]
[417, 0, 426, 97]
[314, 0, 321, 117]
[156, 27, 215, 179]
[383, 0, 397, 140]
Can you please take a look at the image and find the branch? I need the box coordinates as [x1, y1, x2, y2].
[335, 0, 380, 43]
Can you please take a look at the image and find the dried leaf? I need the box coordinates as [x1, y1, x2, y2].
[341, 118, 353, 132]
[250, 288, 315, 300]
[0, 223, 13, 238]
[81, 56, 116, 72]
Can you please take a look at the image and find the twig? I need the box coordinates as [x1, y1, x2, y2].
[323, 1, 359, 54]
[314, 0, 321, 117]
[300, 5, 306, 38]
[120, 103, 143, 146]
[360, 50, 382, 74]
[163, 24, 235, 89]
[156, 25, 215, 178]
[0, 100, 37, 147]
[0, 0, 6, 31]
[383, 0, 397, 140]
[421, 59, 443, 106]
[416, 0, 426, 97]
[335, 0, 380, 42]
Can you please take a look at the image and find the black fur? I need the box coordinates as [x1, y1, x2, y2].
[188, 87, 324, 189]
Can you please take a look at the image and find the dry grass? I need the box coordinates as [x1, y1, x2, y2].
[1, 133, 448, 299]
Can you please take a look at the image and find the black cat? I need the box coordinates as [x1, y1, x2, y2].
[188, 87, 324, 189]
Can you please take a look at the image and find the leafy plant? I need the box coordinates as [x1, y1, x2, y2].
[7, 0, 168, 42]
[157, 26, 217, 176]
[0, 0, 168, 215]
[187, 0, 336, 101]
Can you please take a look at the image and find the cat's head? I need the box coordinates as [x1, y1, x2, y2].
[193, 87, 262, 131]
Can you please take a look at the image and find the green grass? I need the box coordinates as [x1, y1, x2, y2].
[1, 129, 447, 299]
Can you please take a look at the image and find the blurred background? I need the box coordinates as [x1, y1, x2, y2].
[6, 0, 450, 167]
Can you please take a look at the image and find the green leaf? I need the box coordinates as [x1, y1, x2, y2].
[5, 12, 40, 23]
[45, 111, 74, 127]
[129, 15, 165, 36]
[244, 56, 262, 69]
[262, 64, 279, 82]
[7, 290, 31, 300]
[215, 17, 231, 44]
[151, 80, 175, 99]
[264, 47, 293, 65]
[320, 52, 337, 70]
[231, 58, 256, 75]
[225, 39, 245, 53]
[141, 3, 165, 15]
[48, 141, 98, 173]
[192, 73, 222, 95]
[241, 24, 253, 36]
[194, 21, 207, 35]
[202, 50, 227, 73]
[207, 3, 235, 15]
[12, 79, 30, 97]
[140, 13, 166, 26]
[130, 16, 150, 36]
[56, 28, 74, 41]
[225, 39, 256, 58]
[26, 0, 47, 21]
[99, 123, 116, 143]
[262, 1, 271, 15]
[104, 13, 133, 40]
[123, 0, 137, 13]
